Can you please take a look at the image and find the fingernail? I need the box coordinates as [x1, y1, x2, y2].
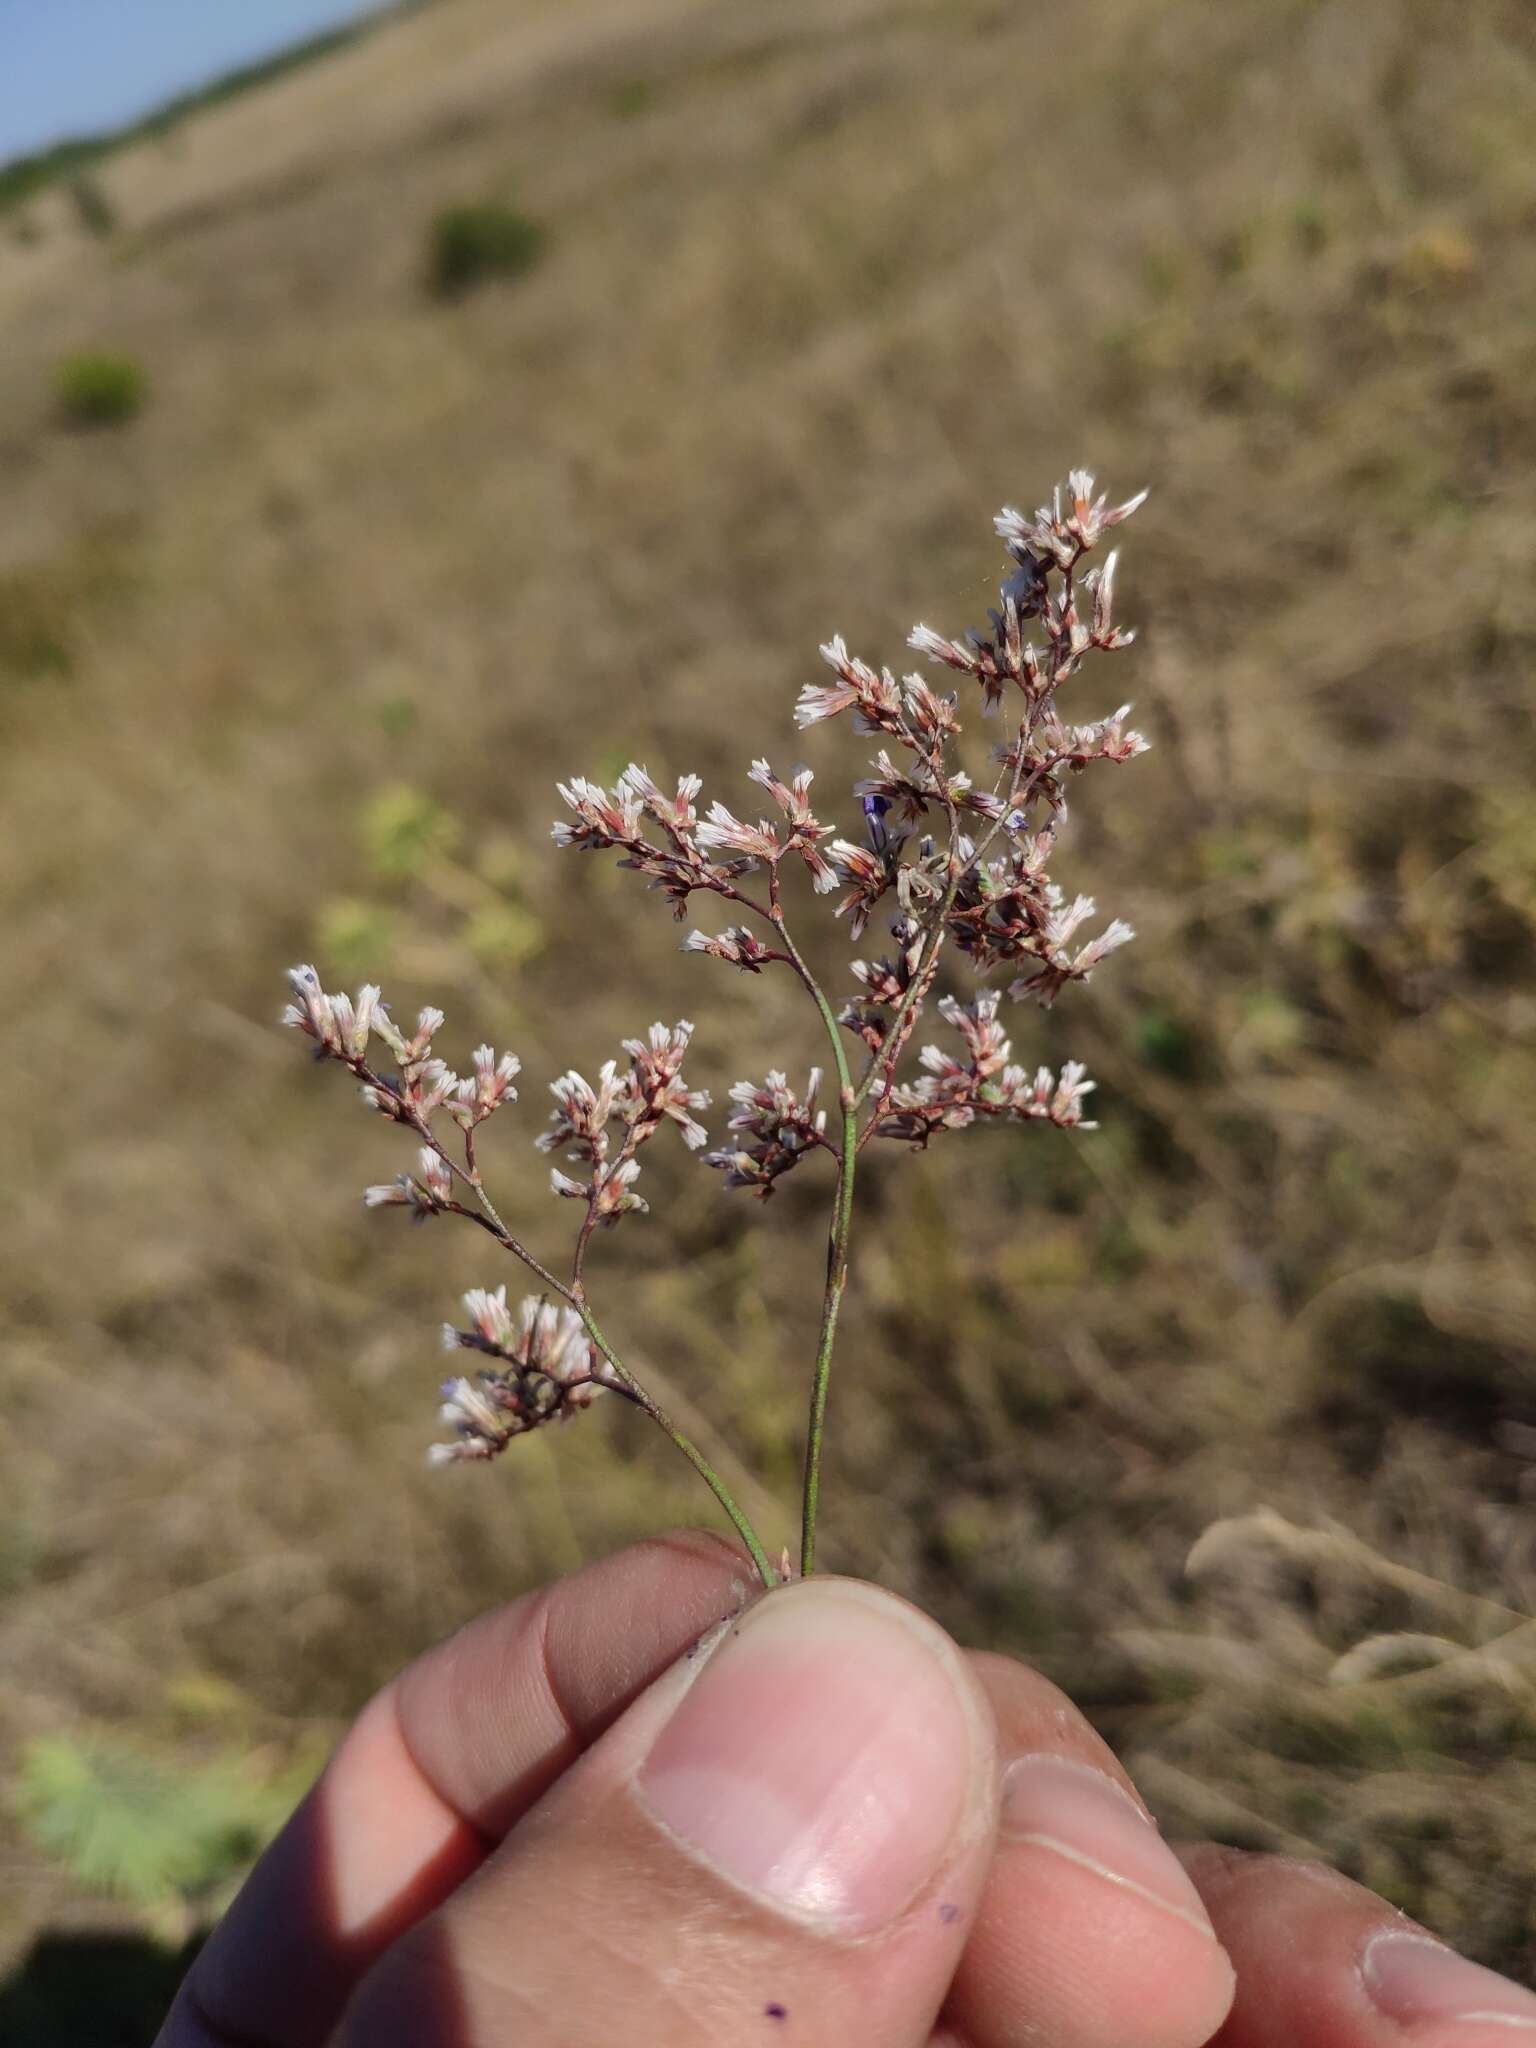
[636, 1579, 985, 1934]
[1363, 1931, 1536, 2030]
[1000, 1753, 1218, 1940]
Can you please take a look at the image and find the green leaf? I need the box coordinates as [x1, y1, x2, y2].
[16, 1733, 295, 1908]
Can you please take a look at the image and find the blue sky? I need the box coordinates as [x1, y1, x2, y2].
[0, 0, 387, 163]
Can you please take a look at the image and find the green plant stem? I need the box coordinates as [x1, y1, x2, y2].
[410, 1094, 779, 1588]
[734, 752, 1034, 1574]
[802, 1087, 857, 1576]
[766, 895, 859, 1577]
[574, 1295, 779, 1588]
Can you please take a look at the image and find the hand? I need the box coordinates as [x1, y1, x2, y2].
[157, 1532, 1536, 2047]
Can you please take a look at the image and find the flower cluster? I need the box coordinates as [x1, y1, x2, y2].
[681, 924, 778, 973]
[364, 1145, 454, 1219]
[943, 842, 1136, 1003]
[284, 965, 520, 1133]
[538, 1020, 710, 1224]
[553, 757, 836, 916]
[875, 992, 1097, 1146]
[995, 469, 1148, 570]
[705, 1069, 829, 1197]
[432, 1287, 617, 1464]
[282, 475, 1150, 1584]
[283, 964, 708, 1453]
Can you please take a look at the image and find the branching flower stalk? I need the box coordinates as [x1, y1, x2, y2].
[282, 473, 1149, 1588]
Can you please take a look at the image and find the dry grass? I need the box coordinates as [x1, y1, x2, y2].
[4, 0, 1536, 1993]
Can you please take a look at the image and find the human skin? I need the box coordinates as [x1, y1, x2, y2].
[155, 1531, 1536, 2048]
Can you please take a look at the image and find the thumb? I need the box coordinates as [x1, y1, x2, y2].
[343, 1577, 999, 2047]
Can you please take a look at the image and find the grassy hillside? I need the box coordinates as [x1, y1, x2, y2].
[3, 0, 1536, 2006]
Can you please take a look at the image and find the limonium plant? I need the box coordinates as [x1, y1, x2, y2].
[282, 473, 1148, 1588]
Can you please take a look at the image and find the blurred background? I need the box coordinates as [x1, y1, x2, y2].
[2, 0, 1535, 2035]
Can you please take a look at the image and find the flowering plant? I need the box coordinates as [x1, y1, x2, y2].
[283, 473, 1148, 1587]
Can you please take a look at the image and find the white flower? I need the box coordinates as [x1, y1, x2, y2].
[439, 1375, 506, 1439]
[1073, 919, 1135, 972]
[539, 1062, 618, 1157]
[553, 774, 644, 848]
[419, 1147, 453, 1204]
[456, 1044, 520, 1123]
[282, 962, 326, 1024]
[995, 477, 1148, 566]
[578, 1156, 648, 1221]
[794, 682, 853, 728]
[517, 1296, 597, 1391]
[460, 1285, 514, 1350]
[696, 802, 777, 862]
[907, 623, 977, 673]
[1014, 1060, 1098, 1129]
[362, 1147, 452, 1217]
[349, 985, 381, 1057]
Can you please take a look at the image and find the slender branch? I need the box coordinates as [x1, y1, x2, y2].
[417, 1122, 574, 1299]
[530, 1368, 648, 1416]
[666, 702, 1048, 1564]
[572, 1293, 778, 1587]
[444, 1197, 539, 1248]
[851, 712, 1049, 1125]
[360, 1057, 778, 1586]
[766, 866, 854, 1065]
[571, 1205, 600, 1286]
[800, 1088, 856, 1576]
[785, 703, 979, 1553]
[556, 605, 1084, 1574]
[850, 743, 965, 1127]
[850, 880, 953, 1117]
[346, 1054, 573, 1299]
[854, 943, 946, 1153]
[758, 860, 859, 1576]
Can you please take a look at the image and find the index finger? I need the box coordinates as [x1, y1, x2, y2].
[1180, 1846, 1536, 2047]
[157, 1529, 753, 2048]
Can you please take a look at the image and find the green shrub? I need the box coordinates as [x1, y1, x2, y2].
[428, 201, 546, 299]
[317, 783, 548, 986]
[53, 351, 145, 428]
[67, 174, 116, 238]
[362, 781, 460, 880]
[314, 896, 397, 981]
[16, 1731, 298, 1911]
[606, 77, 658, 118]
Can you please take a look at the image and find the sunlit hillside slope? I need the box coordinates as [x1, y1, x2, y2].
[2, 0, 1536, 1996]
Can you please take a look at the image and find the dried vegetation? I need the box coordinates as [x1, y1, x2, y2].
[3, 0, 1536, 1984]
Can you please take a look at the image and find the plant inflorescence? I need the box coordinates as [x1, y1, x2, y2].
[282, 472, 1149, 1586]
